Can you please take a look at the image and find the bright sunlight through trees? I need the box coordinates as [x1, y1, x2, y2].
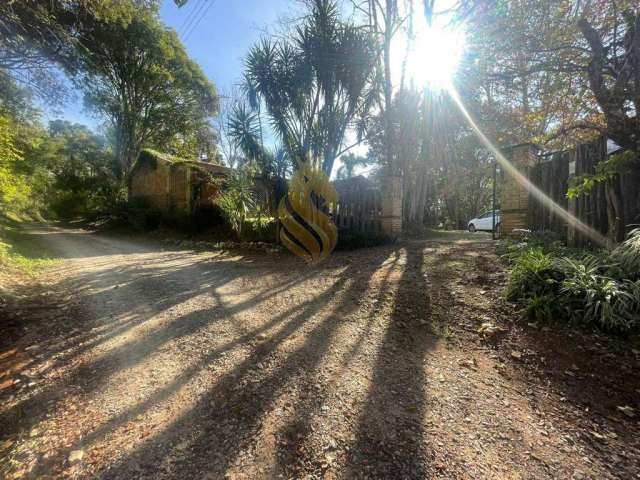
[391, 1, 465, 90]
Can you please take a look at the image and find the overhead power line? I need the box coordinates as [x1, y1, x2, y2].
[177, 0, 201, 36]
[183, 0, 218, 42]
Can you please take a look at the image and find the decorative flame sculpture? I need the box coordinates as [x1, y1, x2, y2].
[278, 161, 338, 263]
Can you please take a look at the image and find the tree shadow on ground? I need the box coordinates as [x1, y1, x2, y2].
[272, 249, 403, 477]
[0, 248, 323, 448]
[347, 242, 438, 478]
[87, 252, 390, 479]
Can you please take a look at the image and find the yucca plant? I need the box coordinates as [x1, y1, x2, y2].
[215, 171, 256, 239]
[243, 0, 378, 175]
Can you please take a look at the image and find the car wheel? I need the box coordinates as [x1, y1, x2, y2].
[468, 224, 476, 232]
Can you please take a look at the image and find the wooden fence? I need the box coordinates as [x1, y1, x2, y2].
[332, 176, 383, 234]
[528, 137, 640, 246]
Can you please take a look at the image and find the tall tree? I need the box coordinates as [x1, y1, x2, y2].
[1, 1, 218, 173]
[0, 0, 153, 104]
[76, 10, 218, 172]
[244, 0, 378, 175]
[577, 4, 640, 153]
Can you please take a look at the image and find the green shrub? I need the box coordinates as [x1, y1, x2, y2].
[49, 190, 92, 219]
[502, 232, 640, 333]
[215, 171, 255, 239]
[505, 248, 563, 301]
[557, 256, 640, 332]
[522, 293, 559, 323]
[241, 216, 277, 242]
[611, 227, 640, 281]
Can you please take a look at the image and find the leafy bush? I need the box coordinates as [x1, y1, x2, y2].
[522, 293, 559, 323]
[558, 257, 639, 332]
[49, 190, 92, 219]
[505, 248, 562, 301]
[215, 171, 256, 239]
[502, 231, 640, 333]
[611, 227, 640, 281]
[241, 216, 277, 242]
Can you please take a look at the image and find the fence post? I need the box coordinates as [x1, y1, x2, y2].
[500, 143, 538, 237]
[380, 169, 403, 236]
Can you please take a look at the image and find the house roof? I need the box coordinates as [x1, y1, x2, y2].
[133, 149, 232, 177]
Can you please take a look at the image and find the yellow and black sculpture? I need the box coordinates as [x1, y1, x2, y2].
[278, 161, 338, 263]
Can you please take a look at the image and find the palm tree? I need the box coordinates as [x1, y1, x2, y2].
[227, 102, 264, 167]
[336, 152, 373, 180]
[243, 0, 378, 176]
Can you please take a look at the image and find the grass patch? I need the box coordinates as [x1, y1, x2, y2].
[0, 215, 57, 276]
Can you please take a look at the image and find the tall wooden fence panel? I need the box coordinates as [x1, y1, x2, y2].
[527, 137, 640, 246]
[529, 151, 570, 236]
[332, 176, 383, 235]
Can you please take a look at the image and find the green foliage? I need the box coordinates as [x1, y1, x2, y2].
[1, 108, 120, 219]
[522, 294, 558, 323]
[228, 103, 264, 164]
[558, 257, 640, 332]
[503, 233, 640, 333]
[243, 0, 377, 174]
[610, 228, 640, 281]
[505, 248, 562, 301]
[126, 196, 162, 231]
[567, 151, 636, 199]
[2, 0, 219, 169]
[0, 113, 30, 214]
[241, 215, 277, 243]
[215, 172, 256, 239]
[0, 215, 56, 275]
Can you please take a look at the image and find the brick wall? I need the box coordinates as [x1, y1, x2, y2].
[500, 144, 537, 238]
[380, 173, 403, 235]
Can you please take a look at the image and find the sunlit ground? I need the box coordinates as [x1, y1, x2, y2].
[2, 226, 635, 479]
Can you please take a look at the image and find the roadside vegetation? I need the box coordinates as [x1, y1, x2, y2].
[0, 215, 55, 276]
[503, 229, 640, 333]
[1, 1, 640, 478]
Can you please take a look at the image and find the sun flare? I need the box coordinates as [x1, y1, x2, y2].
[393, 7, 466, 91]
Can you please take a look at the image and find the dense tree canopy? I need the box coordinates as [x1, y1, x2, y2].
[460, 0, 639, 152]
[76, 10, 218, 171]
[1, 0, 219, 173]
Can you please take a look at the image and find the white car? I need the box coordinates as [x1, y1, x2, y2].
[468, 210, 501, 233]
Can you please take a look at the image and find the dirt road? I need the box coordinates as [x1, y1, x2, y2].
[1, 226, 639, 479]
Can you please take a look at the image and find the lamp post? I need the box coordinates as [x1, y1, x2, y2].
[492, 159, 497, 240]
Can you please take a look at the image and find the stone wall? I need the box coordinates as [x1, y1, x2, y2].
[129, 161, 192, 214]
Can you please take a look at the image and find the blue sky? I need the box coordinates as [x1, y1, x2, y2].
[43, 0, 293, 127]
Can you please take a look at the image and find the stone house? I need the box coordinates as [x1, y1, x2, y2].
[128, 149, 231, 217]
